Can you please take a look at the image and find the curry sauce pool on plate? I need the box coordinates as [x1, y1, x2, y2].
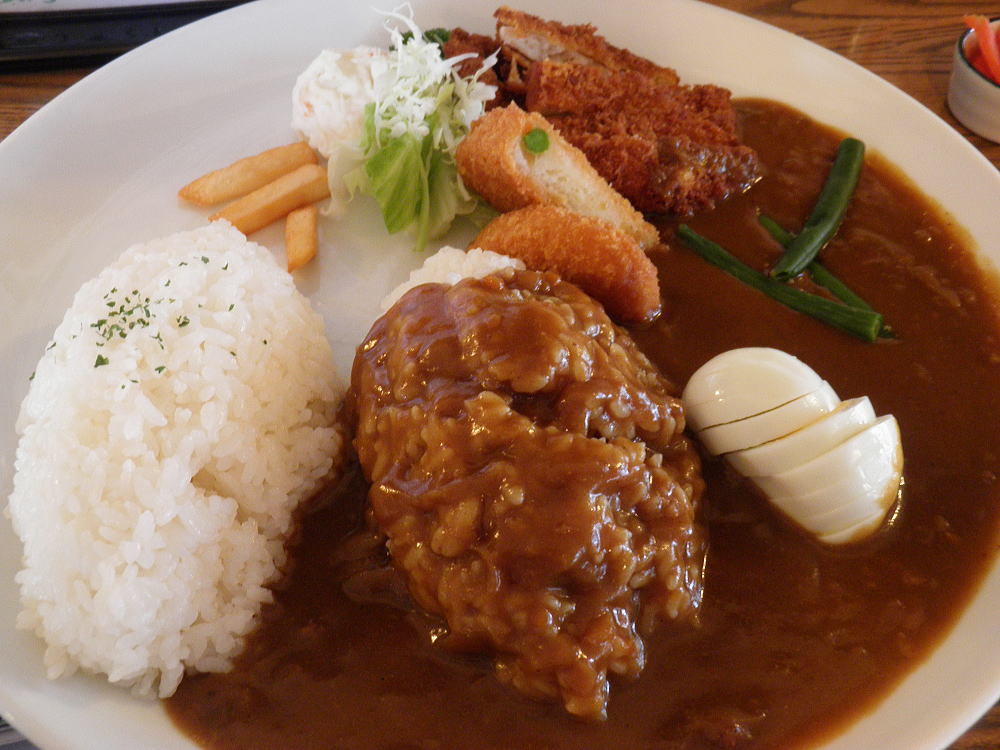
[166, 100, 1000, 749]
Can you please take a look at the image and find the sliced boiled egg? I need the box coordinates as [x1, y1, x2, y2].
[817, 512, 888, 545]
[697, 382, 839, 456]
[754, 415, 901, 503]
[682, 347, 826, 431]
[726, 397, 876, 477]
[683, 348, 903, 544]
[761, 418, 902, 536]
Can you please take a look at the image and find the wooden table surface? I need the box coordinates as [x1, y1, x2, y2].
[0, 1, 997, 749]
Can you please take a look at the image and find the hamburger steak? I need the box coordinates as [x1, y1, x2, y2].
[350, 269, 706, 720]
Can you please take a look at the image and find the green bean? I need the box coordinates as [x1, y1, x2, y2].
[759, 213, 896, 338]
[807, 263, 874, 311]
[757, 213, 794, 246]
[770, 137, 865, 280]
[759, 213, 867, 308]
[677, 225, 883, 343]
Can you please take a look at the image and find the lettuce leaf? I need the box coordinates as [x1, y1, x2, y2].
[360, 100, 478, 250]
[365, 131, 424, 235]
[424, 148, 474, 242]
[343, 9, 496, 250]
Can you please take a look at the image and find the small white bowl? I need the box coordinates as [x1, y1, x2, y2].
[948, 17, 1000, 144]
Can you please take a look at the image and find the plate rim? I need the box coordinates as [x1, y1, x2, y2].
[0, 1, 998, 749]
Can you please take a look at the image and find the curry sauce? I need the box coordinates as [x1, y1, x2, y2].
[166, 100, 1000, 749]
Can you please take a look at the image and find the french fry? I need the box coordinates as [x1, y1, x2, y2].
[210, 163, 330, 235]
[179, 142, 317, 206]
[285, 204, 319, 272]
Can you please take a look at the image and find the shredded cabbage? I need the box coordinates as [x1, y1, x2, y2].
[345, 6, 498, 250]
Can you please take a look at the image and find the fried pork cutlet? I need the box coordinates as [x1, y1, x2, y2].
[441, 28, 506, 109]
[494, 5, 679, 93]
[455, 103, 660, 251]
[464, 7, 761, 215]
[473, 204, 661, 324]
[443, 27, 498, 75]
[525, 61, 761, 214]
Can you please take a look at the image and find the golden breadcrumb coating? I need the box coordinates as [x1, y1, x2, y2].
[449, 8, 761, 215]
[441, 29, 506, 109]
[472, 204, 661, 324]
[494, 6, 679, 87]
[455, 103, 660, 251]
[524, 61, 760, 215]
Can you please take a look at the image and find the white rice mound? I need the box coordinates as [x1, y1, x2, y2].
[6, 221, 344, 698]
[380, 246, 525, 311]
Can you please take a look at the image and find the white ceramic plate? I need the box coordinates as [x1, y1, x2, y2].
[1, 1, 998, 748]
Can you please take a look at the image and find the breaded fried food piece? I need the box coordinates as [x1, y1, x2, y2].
[494, 6, 679, 88]
[442, 28, 505, 109]
[525, 61, 760, 215]
[455, 103, 660, 251]
[472, 204, 661, 324]
[443, 27, 497, 73]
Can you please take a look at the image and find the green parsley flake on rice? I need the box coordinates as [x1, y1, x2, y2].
[6, 221, 344, 698]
